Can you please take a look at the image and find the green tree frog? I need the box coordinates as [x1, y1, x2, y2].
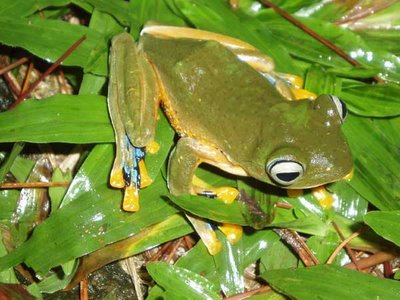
[107, 25, 353, 254]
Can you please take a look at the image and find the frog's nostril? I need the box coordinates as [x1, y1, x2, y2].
[266, 159, 304, 186]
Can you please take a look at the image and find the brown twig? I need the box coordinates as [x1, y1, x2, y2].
[10, 35, 87, 109]
[275, 202, 293, 209]
[20, 62, 34, 95]
[0, 181, 70, 189]
[331, 222, 361, 270]
[80, 277, 88, 300]
[345, 251, 398, 271]
[274, 228, 319, 266]
[225, 285, 272, 300]
[0, 57, 29, 75]
[259, 0, 383, 83]
[327, 229, 362, 265]
[165, 238, 184, 263]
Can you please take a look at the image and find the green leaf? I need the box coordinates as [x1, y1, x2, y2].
[262, 265, 400, 300]
[260, 239, 298, 271]
[0, 95, 113, 144]
[147, 262, 221, 300]
[306, 232, 345, 265]
[339, 84, 400, 117]
[49, 168, 72, 212]
[0, 142, 25, 182]
[0, 0, 70, 18]
[175, 242, 216, 281]
[84, 0, 130, 26]
[0, 17, 108, 75]
[0, 143, 178, 274]
[343, 116, 400, 210]
[328, 181, 369, 222]
[364, 211, 400, 247]
[167, 194, 247, 225]
[171, 0, 297, 74]
[66, 214, 192, 289]
[213, 232, 244, 296]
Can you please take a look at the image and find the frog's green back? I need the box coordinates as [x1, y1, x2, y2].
[140, 34, 352, 188]
[141, 34, 286, 160]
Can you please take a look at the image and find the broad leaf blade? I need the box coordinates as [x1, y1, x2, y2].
[147, 262, 221, 300]
[364, 211, 400, 247]
[0, 95, 113, 144]
[0, 17, 108, 75]
[262, 265, 400, 300]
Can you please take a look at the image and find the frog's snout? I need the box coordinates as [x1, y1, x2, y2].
[314, 94, 348, 124]
[328, 95, 348, 123]
[266, 158, 304, 186]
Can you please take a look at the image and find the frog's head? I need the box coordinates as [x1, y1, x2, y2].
[247, 95, 352, 189]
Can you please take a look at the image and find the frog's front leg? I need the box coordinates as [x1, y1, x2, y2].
[168, 137, 244, 255]
[108, 32, 159, 211]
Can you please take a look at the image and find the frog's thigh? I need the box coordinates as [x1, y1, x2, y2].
[168, 138, 243, 252]
[110, 32, 159, 148]
[142, 25, 275, 75]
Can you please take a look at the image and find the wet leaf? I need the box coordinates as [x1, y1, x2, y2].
[262, 265, 400, 300]
[170, 0, 297, 74]
[339, 84, 400, 117]
[343, 116, 400, 210]
[0, 17, 108, 75]
[67, 214, 192, 289]
[364, 211, 400, 247]
[213, 232, 244, 296]
[147, 261, 221, 300]
[0, 95, 113, 144]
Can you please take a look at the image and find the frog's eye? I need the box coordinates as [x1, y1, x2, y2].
[267, 159, 304, 186]
[328, 95, 347, 122]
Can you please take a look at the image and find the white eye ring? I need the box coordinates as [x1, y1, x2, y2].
[329, 95, 347, 122]
[267, 159, 304, 186]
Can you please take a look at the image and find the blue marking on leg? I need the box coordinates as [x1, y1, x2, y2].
[122, 135, 146, 189]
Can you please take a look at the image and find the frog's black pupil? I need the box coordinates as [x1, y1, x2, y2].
[277, 172, 300, 182]
[339, 99, 348, 120]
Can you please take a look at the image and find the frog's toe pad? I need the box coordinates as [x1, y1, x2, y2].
[138, 160, 152, 188]
[215, 187, 239, 204]
[146, 140, 160, 154]
[312, 186, 333, 209]
[110, 168, 125, 189]
[122, 186, 140, 212]
[218, 223, 243, 245]
[292, 88, 317, 100]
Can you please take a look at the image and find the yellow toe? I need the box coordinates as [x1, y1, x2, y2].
[139, 160, 152, 188]
[123, 186, 140, 212]
[110, 168, 125, 189]
[312, 186, 333, 209]
[218, 223, 243, 245]
[215, 187, 239, 204]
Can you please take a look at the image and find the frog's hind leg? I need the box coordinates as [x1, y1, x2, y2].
[142, 24, 275, 73]
[168, 137, 244, 255]
[108, 32, 159, 211]
[141, 25, 315, 101]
